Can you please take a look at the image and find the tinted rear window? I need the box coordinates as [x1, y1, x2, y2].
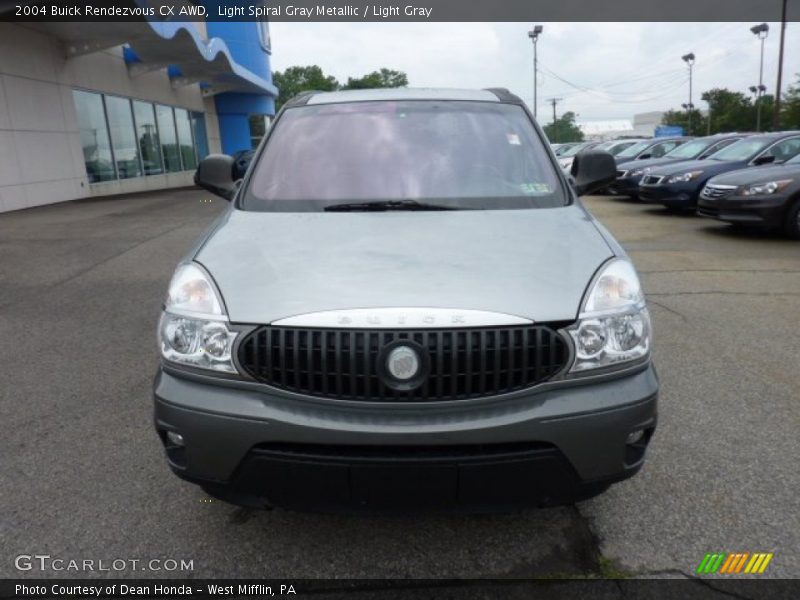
[243, 101, 565, 211]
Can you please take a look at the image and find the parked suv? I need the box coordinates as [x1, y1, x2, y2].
[154, 88, 658, 511]
[639, 132, 800, 210]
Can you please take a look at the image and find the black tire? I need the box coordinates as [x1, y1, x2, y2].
[783, 199, 800, 240]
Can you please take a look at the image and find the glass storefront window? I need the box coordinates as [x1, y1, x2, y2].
[174, 108, 197, 170]
[156, 104, 182, 173]
[104, 96, 141, 179]
[73, 90, 115, 182]
[132, 100, 163, 176]
[74, 90, 203, 181]
[249, 114, 270, 148]
[191, 111, 209, 161]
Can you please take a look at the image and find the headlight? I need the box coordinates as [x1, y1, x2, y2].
[667, 170, 703, 183]
[158, 263, 238, 373]
[739, 179, 793, 196]
[566, 259, 651, 373]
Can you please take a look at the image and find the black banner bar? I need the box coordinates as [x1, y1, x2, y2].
[2, 579, 800, 600]
[1, 0, 799, 22]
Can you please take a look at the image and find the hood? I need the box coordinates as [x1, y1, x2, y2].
[617, 156, 694, 171]
[708, 163, 800, 186]
[195, 205, 614, 325]
[649, 158, 741, 177]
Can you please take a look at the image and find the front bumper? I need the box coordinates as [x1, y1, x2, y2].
[697, 194, 789, 229]
[154, 363, 658, 510]
[608, 175, 643, 196]
[639, 180, 701, 207]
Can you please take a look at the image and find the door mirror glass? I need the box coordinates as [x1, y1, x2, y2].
[571, 150, 617, 196]
[195, 154, 236, 200]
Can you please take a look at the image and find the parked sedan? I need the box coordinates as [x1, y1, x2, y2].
[558, 141, 607, 171]
[612, 136, 691, 167]
[639, 132, 800, 210]
[697, 152, 800, 238]
[553, 142, 581, 156]
[611, 134, 747, 198]
[597, 139, 646, 157]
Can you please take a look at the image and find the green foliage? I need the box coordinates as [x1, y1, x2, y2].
[343, 68, 408, 90]
[272, 66, 409, 111]
[543, 111, 584, 143]
[779, 74, 800, 129]
[660, 108, 707, 136]
[662, 86, 788, 135]
[272, 66, 339, 111]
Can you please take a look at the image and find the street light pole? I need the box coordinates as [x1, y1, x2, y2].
[681, 53, 695, 134]
[774, 0, 788, 126]
[528, 25, 543, 119]
[750, 23, 769, 132]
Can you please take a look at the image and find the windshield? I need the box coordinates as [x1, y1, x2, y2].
[559, 143, 589, 157]
[606, 141, 637, 156]
[245, 101, 566, 211]
[616, 140, 651, 159]
[665, 138, 716, 159]
[709, 138, 771, 161]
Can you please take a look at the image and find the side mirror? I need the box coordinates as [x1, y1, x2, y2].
[638, 153, 652, 160]
[752, 155, 776, 166]
[571, 150, 616, 196]
[194, 154, 236, 200]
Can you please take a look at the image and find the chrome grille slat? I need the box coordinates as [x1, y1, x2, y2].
[238, 325, 569, 402]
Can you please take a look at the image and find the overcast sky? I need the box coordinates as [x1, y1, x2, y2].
[269, 22, 799, 123]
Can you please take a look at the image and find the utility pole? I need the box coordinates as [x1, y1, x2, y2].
[773, 0, 788, 126]
[528, 25, 543, 118]
[548, 97, 561, 142]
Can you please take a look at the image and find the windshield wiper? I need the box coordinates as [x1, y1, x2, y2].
[324, 199, 459, 212]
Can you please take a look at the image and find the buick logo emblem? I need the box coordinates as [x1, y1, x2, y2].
[386, 346, 420, 380]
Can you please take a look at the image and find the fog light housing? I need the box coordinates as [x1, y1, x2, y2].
[167, 431, 185, 447]
[626, 429, 644, 445]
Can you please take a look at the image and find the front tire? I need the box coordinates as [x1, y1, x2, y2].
[783, 199, 800, 240]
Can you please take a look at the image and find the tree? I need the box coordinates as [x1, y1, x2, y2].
[543, 111, 584, 143]
[779, 74, 800, 129]
[272, 65, 339, 111]
[343, 68, 408, 90]
[660, 108, 707, 136]
[699, 88, 753, 133]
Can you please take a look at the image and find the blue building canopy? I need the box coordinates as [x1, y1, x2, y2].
[28, 19, 278, 98]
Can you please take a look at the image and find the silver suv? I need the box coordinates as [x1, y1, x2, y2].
[154, 88, 658, 511]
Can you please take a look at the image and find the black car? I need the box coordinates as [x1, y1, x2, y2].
[232, 149, 256, 180]
[639, 132, 800, 210]
[611, 134, 746, 198]
[697, 153, 800, 238]
[612, 136, 691, 167]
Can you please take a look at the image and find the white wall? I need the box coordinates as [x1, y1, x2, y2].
[0, 23, 220, 213]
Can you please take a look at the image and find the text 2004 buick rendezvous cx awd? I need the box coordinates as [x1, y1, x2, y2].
[154, 88, 658, 511]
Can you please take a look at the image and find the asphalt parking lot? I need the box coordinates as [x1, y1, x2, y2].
[1, 188, 798, 582]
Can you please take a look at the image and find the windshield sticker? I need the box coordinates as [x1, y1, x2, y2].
[520, 182, 552, 194]
[506, 133, 521, 145]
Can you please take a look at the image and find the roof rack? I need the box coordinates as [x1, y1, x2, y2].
[483, 88, 525, 104]
[283, 90, 321, 108]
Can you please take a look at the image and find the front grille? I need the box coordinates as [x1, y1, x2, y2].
[238, 325, 570, 402]
[701, 185, 736, 200]
[641, 175, 664, 185]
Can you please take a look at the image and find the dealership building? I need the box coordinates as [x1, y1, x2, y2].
[0, 12, 278, 213]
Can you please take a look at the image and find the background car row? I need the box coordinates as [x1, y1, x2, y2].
[558, 132, 800, 238]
